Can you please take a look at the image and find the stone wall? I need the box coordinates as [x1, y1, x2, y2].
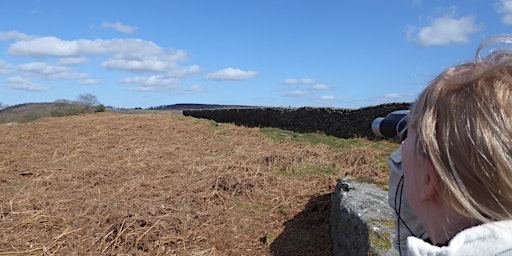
[182, 103, 411, 139]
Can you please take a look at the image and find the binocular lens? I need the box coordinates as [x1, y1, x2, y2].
[371, 110, 409, 139]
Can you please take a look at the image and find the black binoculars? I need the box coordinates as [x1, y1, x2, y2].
[371, 110, 409, 140]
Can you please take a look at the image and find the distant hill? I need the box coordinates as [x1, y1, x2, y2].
[0, 102, 59, 123]
[0, 101, 102, 123]
[0, 102, 257, 115]
[0, 102, 55, 114]
[149, 103, 261, 110]
[0, 102, 261, 123]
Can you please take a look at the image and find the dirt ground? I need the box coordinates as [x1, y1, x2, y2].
[0, 112, 395, 255]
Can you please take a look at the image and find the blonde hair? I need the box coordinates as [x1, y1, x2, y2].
[408, 35, 512, 223]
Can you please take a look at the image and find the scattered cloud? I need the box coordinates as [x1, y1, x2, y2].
[319, 95, 334, 101]
[5, 76, 48, 92]
[282, 78, 316, 85]
[78, 78, 102, 85]
[1, 59, 97, 87]
[187, 84, 207, 92]
[0, 30, 34, 41]
[16, 61, 93, 82]
[18, 62, 69, 76]
[167, 65, 201, 78]
[281, 78, 332, 99]
[0, 60, 16, 74]
[8, 37, 185, 62]
[286, 89, 311, 97]
[0, 30, 334, 104]
[407, 8, 482, 47]
[282, 78, 331, 90]
[129, 86, 157, 92]
[312, 83, 331, 90]
[101, 22, 138, 34]
[3, 34, 197, 92]
[58, 57, 89, 65]
[50, 72, 90, 81]
[121, 75, 179, 87]
[496, 0, 512, 25]
[204, 68, 258, 81]
[120, 75, 185, 92]
[9, 37, 101, 57]
[101, 57, 171, 73]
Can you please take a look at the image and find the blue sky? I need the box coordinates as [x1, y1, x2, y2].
[1, 0, 511, 109]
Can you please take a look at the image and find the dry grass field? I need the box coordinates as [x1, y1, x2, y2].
[0, 112, 397, 255]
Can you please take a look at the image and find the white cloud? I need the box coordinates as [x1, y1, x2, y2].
[312, 83, 331, 90]
[51, 72, 90, 80]
[5, 76, 48, 92]
[18, 62, 68, 74]
[58, 57, 89, 65]
[0, 30, 34, 41]
[283, 78, 331, 91]
[496, 0, 512, 25]
[0, 60, 16, 74]
[130, 86, 157, 92]
[16, 61, 94, 81]
[319, 95, 334, 101]
[2, 33, 199, 93]
[279, 78, 332, 99]
[282, 78, 317, 85]
[8, 37, 174, 58]
[204, 68, 258, 81]
[102, 57, 171, 73]
[78, 78, 102, 85]
[187, 84, 207, 92]
[1, 32, 261, 96]
[101, 22, 138, 34]
[121, 75, 179, 87]
[407, 11, 482, 47]
[122, 75, 182, 92]
[168, 65, 201, 77]
[9, 37, 102, 57]
[286, 89, 311, 97]
[7, 36, 191, 75]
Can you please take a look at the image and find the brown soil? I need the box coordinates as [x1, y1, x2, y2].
[0, 112, 394, 255]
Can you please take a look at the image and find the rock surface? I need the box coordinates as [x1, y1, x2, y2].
[331, 177, 398, 256]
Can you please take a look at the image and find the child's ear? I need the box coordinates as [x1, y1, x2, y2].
[421, 160, 441, 202]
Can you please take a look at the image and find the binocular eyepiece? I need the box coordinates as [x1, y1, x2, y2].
[371, 110, 409, 139]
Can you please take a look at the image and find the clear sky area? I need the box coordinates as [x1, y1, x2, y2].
[1, 0, 511, 109]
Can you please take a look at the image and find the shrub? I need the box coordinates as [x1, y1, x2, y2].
[95, 104, 106, 113]
[51, 102, 86, 117]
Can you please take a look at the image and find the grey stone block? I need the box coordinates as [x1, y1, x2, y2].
[331, 177, 398, 256]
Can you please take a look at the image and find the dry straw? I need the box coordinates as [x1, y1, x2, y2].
[0, 112, 392, 255]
